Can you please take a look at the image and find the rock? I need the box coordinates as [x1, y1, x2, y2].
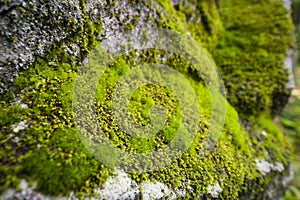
[284, 49, 296, 90]
[0, 0, 295, 199]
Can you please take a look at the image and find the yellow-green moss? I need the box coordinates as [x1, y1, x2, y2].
[0, 0, 109, 197]
[0, 0, 294, 199]
[92, 49, 262, 199]
[212, 0, 296, 118]
[155, 0, 223, 51]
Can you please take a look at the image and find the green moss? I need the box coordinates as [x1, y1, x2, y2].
[0, 41, 268, 199]
[0, 0, 294, 199]
[151, 0, 293, 133]
[155, 0, 223, 51]
[212, 0, 296, 118]
[78, 47, 288, 198]
[0, 60, 113, 196]
[0, 0, 108, 197]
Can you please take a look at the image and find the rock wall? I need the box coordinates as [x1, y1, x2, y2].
[0, 0, 296, 199]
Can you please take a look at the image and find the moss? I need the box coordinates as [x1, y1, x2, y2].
[153, 0, 295, 118]
[72, 46, 289, 198]
[212, 0, 296, 118]
[155, 0, 223, 51]
[0, 0, 108, 197]
[0, 0, 294, 199]
[0, 60, 113, 196]
[0, 40, 264, 199]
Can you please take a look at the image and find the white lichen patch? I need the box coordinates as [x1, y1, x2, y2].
[94, 170, 139, 200]
[255, 159, 285, 175]
[0, 179, 54, 200]
[12, 121, 28, 133]
[141, 182, 172, 200]
[207, 183, 222, 198]
[94, 169, 176, 200]
[19, 179, 28, 190]
[272, 162, 284, 172]
[256, 159, 271, 175]
[1, 170, 179, 200]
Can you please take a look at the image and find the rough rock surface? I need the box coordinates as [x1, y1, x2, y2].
[0, 0, 296, 199]
[0, 0, 84, 93]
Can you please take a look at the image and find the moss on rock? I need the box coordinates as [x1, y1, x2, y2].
[0, 0, 295, 199]
[212, 0, 296, 118]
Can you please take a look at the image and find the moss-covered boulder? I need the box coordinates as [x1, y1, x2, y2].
[0, 0, 296, 199]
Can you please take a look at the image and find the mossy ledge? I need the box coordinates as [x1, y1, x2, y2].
[0, 0, 295, 199]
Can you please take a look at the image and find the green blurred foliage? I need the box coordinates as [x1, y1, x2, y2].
[282, 1, 300, 199]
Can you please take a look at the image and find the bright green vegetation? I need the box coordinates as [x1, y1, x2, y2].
[213, 0, 295, 118]
[0, 0, 295, 199]
[156, 0, 223, 51]
[0, 47, 290, 199]
[0, 1, 109, 198]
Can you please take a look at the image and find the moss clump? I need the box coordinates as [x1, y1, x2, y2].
[7, 44, 287, 198]
[0, 60, 113, 197]
[0, 0, 294, 199]
[0, 0, 109, 198]
[156, 0, 223, 51]
[212, 0, 296, 118]
[88, 48, 264, 199]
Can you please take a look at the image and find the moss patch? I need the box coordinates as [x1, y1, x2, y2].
[212, 0, 296, 118]
[0, 0, 294, 199]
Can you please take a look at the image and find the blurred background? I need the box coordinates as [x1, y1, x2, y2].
[281, 0, 300, 199]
